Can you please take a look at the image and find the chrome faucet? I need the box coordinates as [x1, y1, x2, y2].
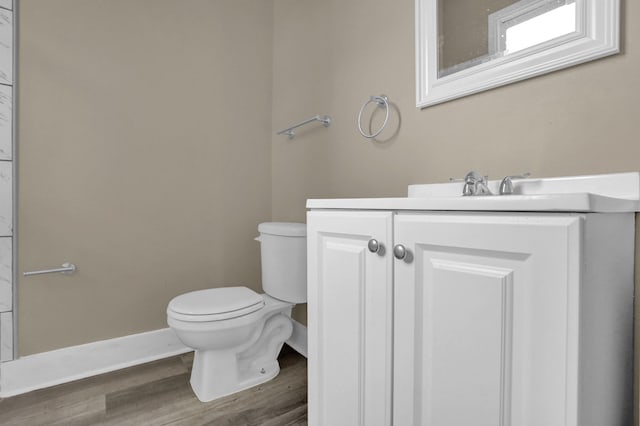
[499, 173, 531, 195]
[462, 171, 492, 196]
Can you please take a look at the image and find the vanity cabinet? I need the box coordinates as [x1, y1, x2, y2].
[307, 210, 394, 426]
[308, 209, 633, 426]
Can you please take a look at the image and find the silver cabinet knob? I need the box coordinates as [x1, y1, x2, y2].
[393, 244, 407, 260]
[368, 239, 380, 253]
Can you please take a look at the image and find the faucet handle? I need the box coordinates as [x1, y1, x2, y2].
[459, 171, 491, 196]
[450, 172, 488, 183]
[463, 171, 486, 182]
[499, 173, 531, 195]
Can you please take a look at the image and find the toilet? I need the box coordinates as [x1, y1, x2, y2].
[166, 222, 306, 402]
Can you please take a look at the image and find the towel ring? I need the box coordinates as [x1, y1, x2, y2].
[357, 95, 389, 139]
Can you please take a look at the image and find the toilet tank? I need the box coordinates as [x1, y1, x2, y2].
[257, 222, 307, 303]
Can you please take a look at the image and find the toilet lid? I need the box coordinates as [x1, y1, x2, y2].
[168, 287, 265, 322]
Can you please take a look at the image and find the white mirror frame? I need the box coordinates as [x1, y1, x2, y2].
[416, 0, 620, 108]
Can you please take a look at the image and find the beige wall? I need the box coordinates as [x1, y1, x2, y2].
[18, 0, 274, 355]
[272, 0, 639, 216]
[16, 0, 638, 367]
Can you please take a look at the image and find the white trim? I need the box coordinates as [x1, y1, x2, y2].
[286, 319, 308, 358]
[0, 328, 190, 398]
[11, 0, 17, 362]
[0, 320, 308, 398]
[416, 0, 620, 108]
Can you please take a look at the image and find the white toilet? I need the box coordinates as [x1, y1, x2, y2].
[167, 222, 307, 402]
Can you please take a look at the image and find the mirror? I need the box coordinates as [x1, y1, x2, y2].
[416, 0, 620, 108]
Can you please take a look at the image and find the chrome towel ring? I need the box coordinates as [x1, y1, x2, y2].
[357, 95, 389, 139]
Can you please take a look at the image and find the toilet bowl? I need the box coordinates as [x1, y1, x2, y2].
[167, 288, 294, 401]
[167, 222, 306, 402]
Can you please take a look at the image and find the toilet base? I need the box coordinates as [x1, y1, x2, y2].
[187, 311, 294, 402]
[190, 349, 282, 402]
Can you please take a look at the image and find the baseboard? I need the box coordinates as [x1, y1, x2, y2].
[286, 319, 307, 358]
[0, 328, 190, 398]
[0, 321, 308, 398]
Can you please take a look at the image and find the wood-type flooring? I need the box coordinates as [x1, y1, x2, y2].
[0, 346, 307, 425]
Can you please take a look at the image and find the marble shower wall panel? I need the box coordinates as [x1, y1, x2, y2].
[0, 84, 11, 160]
[0, 237, 10, 312]
[0, 310, 12, 360]
[0, 8, 11, 85]
[0, 161, 11, 236]
[0, 0, 10, 363]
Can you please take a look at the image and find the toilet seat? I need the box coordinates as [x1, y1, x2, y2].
[167, 287, 265, 322]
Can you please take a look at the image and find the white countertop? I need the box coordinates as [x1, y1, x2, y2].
[306, 172, 640, 213]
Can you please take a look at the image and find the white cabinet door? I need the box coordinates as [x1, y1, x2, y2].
[393, 212, 582, 426]
[307, 210, 393, 426]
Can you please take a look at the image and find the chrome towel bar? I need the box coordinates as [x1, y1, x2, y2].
[276, 115, 331, 139]
[24, 263, 77, 277]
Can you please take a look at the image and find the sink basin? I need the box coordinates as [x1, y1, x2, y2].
[406, 172, 640, 212]
[306, 172, 640, 213]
